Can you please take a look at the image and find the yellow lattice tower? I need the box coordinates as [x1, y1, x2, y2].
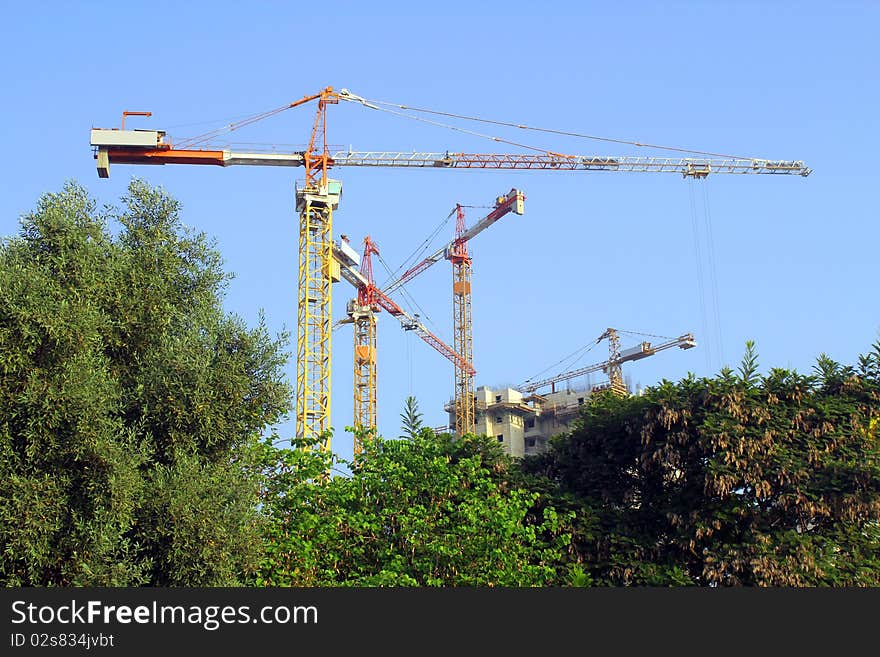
[452, 260, 475, 435]
[295, 190, 337, 449]
[450, 205, 475, 436]
[295, 89, 340, 451]
[353, 309, 377, 454]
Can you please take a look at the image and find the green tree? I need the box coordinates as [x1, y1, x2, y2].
[256, 430, 570, 586]
[0, 180, 291, 585]
[523, 343, 880, 586]
[399, 395, 423, 439]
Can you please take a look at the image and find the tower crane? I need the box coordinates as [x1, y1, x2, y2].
[518, 328, 697, 396]
[90, 86, 810, 453]
[332, 235, 474, 455]
[382, 189, 525, 436]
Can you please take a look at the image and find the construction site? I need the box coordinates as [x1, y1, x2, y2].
[89, 87, 811, 460]
[446, 328, 697, 456]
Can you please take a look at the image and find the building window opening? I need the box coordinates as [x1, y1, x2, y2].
[525, 418, 535, 429]
[495, 394, 502, 403]
[497, 435, 504, 442]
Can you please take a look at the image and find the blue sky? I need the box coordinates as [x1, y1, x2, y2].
[2, 1, 877, 464]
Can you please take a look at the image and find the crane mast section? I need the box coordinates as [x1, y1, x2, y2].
[453, 259, 475, 436]
[352, 312, 377, 453]
[296, 197, 335, 450]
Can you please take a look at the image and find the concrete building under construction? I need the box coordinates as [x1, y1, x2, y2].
[445, 384, 605, 457]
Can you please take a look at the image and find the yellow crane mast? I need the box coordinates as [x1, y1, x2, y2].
[344, 236, 378, 443]
[450, 206, 475, 437]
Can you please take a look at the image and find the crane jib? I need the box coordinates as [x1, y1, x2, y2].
[90, 130, 811, 178]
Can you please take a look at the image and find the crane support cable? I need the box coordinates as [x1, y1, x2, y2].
[522, 338, 601, 385]
[375, 251, 437, 331]
[344, 101, 578, 158]
[379, 208, 456, 290]
[175, 89, 326, 150]
[176, 103, 300, 149]
[689, 179, 713, 370]
[166, 112, 268, 131]
[615, 329, 674, 340]
[351, 95, 762, 161]
[702, 179, 725, 367]
[379, 202, 497, 291]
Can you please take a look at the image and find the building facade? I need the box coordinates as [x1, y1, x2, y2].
[445, 385, 599, 457]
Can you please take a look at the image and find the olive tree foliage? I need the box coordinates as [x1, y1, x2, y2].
[523, 342, 880, 586]
[0, 180, 291, 585]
